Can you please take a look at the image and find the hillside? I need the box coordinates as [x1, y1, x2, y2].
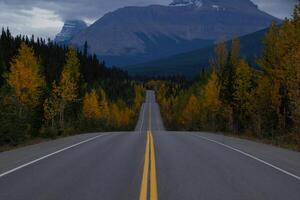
[125, 28, 268, 77]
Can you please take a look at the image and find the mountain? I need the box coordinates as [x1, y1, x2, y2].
[70, 0, 280, 66]
[125, 28, 268, 78]
[55, 20, 88, 44]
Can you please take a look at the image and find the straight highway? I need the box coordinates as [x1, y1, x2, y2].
[0, 91, 299, 200]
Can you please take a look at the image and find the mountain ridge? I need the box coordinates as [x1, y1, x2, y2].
[67, 0, 280, 66]
[124, 28, 268, 78]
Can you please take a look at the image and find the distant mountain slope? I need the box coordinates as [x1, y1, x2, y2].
[55, 20, 87, 45]
[70, 0, 279, 66]
[124, 28, 268, 78]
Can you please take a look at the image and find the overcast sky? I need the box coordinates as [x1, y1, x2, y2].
[0, 0, 297, 39]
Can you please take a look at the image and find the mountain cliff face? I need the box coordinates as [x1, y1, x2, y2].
[55, 20, 87, 44]
[70, 0, 280, 66]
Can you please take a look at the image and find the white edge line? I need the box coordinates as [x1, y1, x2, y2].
[192, 133, 300, 181]
[0, 133, 111, 178]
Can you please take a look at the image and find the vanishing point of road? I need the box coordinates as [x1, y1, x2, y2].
[0, 91, 299, 200]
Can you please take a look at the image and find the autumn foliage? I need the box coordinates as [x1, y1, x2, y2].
[6, 43, 45, 110]
[156, 3, 300, 150]
[0, 39, 144, 145]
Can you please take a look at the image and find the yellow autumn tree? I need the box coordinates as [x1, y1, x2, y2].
[109, 103, 121, 129]
[43, 48, 80, 128]
[6, 43, 45, 115]
[210, 38, 228, 77]
[133, 85, 144, 111]
[290, 48, 300, 132]
[202, 71, 222, 129]
[287, 6, 300, 132]
[180, 94, 199, 130]
[98, 88, 110, 122]
[83, 90, 101, 120]
[58, 48, 80, 128]
[258, 4, 300, 133]
[232, 59, 253, 131]
[252, 74, 275, 136]
[119, 107, 132, 128]
[43, 82, 61, 127]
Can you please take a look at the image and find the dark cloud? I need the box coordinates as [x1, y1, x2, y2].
[0, 0, 297, 38]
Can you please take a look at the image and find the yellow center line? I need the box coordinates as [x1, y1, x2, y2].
[150, 132, 158, 200]
[139, 131, 150, 200]
[139, 94, 158, 200]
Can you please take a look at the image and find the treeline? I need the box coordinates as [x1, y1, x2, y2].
[0, 30, 144, 147]
[155, 4, 300, 150]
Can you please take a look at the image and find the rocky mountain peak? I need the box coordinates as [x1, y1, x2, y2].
[55, 20, 87, 44]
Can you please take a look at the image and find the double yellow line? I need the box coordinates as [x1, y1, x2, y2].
[139, 131, 158, 200]
[139, 101, 158, 200]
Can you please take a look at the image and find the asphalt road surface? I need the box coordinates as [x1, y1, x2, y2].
[0, 90, 299, 200]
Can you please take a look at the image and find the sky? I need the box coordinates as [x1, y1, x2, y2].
[0, 0, 298, 39]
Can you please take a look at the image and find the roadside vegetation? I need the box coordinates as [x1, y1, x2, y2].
[153, 4, 300, 151]
[0, 32, 144, 148]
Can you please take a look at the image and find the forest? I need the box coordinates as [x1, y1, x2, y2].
[153, 4, 300, 150]
[0, 29, 144, 149]
[0, 3, 299, 152]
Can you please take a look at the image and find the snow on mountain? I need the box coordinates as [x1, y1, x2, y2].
[68, 0, 280, 66]
[170, 0, 203, 7]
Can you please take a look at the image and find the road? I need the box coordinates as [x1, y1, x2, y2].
[0, 90, 299, 200]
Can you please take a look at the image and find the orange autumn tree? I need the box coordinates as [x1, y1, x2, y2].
[6, 43, 45, 116]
